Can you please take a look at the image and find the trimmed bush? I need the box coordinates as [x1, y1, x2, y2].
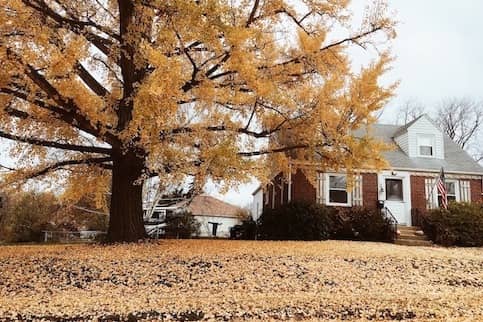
[257, 202, 394, 242]
[257, 202, 334, 240]
[331, 207, 395, 242]
[422, 202, 483, 247]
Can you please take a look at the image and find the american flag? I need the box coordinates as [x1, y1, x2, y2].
[437, 167, 448, 209]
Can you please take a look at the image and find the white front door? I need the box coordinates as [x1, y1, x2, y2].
[378, 171, 412, 225]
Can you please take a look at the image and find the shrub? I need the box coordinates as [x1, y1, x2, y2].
[164, 210, 200, 238]
[422, 202, 483, 247]
[230, 218, 258, 240]
[0, 191, 59, 242]
[257, 202, 334, 240]
[257, 202, 394, 242]
[331, 207, 394, 242]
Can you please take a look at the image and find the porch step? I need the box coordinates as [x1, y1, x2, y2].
[395, 239, 433, 247]
[395, 226, 432, 247]
[398, 226, 420, 231]
[398, 233, 429, 241]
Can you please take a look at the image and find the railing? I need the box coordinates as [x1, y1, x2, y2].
[382, 206, 398, 242]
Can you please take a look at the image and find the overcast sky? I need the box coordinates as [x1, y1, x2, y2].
[2, 1, 482, 208]
[214, 0, 483, 207]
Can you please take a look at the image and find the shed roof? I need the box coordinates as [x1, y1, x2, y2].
[187, 195, 243, 218]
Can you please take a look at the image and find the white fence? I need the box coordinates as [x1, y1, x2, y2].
[42, 230, 106, 243]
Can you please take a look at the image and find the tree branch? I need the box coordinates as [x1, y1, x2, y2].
[0, 130, 112, 155]
[20, 63, 118, 145]
[21, 0, 116, 56]
[76, 62, 110, 97]
[237, 144, 309, 157]
[26, 157, 112, 179]
[246, 0, 260, 27]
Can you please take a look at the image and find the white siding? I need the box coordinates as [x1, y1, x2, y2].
[394, 131, 409, 155]
[406, 117, 445, 159]
[251, 189, 263, 221]
[195, 216, 242, 238]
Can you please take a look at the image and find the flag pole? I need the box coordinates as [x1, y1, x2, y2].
[427, 167, 445, 209]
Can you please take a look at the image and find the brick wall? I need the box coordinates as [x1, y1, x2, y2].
[470, 179, 482, 203]
[361, 173, 378, 209]
[291, 169, 316, 203]
[410, 176, 427, 211]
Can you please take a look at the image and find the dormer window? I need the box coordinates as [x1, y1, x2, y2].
[417, 134, 435, 157]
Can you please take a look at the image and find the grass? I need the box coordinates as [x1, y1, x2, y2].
[0, 240, 481, 321]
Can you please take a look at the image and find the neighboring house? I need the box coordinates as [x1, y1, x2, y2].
[252, 115, 483, 226]
[145, 195, 243, 238]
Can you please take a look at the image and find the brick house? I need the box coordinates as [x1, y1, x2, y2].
[252, 115, 483, 226]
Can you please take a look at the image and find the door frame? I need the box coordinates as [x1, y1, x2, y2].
[377, 170, 412, 226]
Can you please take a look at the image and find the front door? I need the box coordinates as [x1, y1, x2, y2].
[378, 171, 412, 225]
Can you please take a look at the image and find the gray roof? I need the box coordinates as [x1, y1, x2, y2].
[392, 114, 425, 137]
[357, 124, 483, 175]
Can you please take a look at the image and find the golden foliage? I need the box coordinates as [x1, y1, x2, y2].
[0, 240, 481, 320]
[0, 0, 396, 200]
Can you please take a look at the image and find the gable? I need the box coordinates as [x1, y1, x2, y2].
[354, 124, 483, 175]
[394, 115, 445, 159]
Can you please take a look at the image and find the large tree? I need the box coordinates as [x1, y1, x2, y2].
[0, 0, 396, 242]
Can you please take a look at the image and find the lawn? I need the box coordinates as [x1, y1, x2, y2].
[0, 240, 481, 321]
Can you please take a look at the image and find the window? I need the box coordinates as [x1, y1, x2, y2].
[328, 175, 349, 205]
[417, 135, 435, 157]
[151, 209, 166, 220]
[386, 179, 403, 201]
[438, 180, 457, 207]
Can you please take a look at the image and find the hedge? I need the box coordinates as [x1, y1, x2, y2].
[421, 202, 483, 247]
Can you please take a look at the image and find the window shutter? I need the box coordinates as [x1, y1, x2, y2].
[424, 178, 435, 209]
[352, 174, 363, 206]
[316, 173, 326, 205]
[459, 180, 471, 202]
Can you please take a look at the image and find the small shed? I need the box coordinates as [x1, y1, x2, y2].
[187, 195, 243, 238]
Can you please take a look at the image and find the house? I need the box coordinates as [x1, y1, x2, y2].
[144, 195, 244, 238]
[252, 115, 483, 226]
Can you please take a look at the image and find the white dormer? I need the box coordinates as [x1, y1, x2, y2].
[393, 114, 445, 159]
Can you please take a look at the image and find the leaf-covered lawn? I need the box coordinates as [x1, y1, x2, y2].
[0, 240, 481, 321]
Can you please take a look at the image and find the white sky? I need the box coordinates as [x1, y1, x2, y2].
[2, 0, 483, 208]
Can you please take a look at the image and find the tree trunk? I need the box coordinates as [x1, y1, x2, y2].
[107, 150, 147, 242]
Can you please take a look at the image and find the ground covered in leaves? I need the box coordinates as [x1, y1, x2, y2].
[0, 240, 481, 321]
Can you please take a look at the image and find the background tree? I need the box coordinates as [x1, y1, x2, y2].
[0, 0, 396, 242]
[393, 98, 425, 125]
[434, 98, 483, 162]
[393, 97, 483, 163]
[0, 191, 59, 242]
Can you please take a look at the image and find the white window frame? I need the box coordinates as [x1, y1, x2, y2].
[437, 179, 459, 207]
[417, 134, 436, 158]
[325, 173, 352, 207]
